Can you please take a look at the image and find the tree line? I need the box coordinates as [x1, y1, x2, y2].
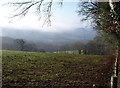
[2, 36, 113, 55]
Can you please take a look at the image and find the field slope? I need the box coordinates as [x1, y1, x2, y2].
[2, 50, 114, 88]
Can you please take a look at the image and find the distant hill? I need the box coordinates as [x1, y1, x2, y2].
[1, 27, 96, 44]
[1, 27, 97, 52]
[1, 36, 70, 51]
[2, 36, 15, 44]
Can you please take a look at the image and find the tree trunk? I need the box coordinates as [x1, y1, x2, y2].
[115, 39, 120, 76]
[111, 39, 120, 88]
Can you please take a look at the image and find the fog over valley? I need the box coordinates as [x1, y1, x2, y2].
[2, 27, 96, 44]
[1, 27, 97, 52]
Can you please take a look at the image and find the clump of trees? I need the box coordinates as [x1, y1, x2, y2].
[54, 35, 113, 55]
[14, 39, 25, 51]
[79, 1, 120, 57]
[2, 38, 46, 52]
[78, 1, 120, 78]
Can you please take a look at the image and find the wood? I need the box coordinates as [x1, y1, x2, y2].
[111, 75, 118, 88]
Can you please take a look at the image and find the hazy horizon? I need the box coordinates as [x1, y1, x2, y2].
[0, 0, 96, 46]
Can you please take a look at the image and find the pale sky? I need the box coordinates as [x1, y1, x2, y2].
[0, 0, 92, 33]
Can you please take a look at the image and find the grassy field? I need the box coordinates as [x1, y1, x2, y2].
[2, 50, 115, 88]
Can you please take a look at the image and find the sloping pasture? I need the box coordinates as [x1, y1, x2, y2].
[2, 50, 114, 88]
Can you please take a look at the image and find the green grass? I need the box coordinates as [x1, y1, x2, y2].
[2, 50, 114, 87]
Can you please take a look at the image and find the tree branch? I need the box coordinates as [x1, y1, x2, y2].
[7, 0, 62, 26]
[42, 0, 53, 26]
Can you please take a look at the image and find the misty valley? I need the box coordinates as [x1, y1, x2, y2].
[1, 28, 111, 55]
[1, 1, 120, 87]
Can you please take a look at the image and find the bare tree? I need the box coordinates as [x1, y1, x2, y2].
[6, 0, 63, 26]
[14, 39, 25, 51]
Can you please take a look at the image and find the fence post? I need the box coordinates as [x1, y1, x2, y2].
[111, 57, 118, 88]
[111, 75, 118, 88]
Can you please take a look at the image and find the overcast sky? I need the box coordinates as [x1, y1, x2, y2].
[0, 0, 93, 33]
